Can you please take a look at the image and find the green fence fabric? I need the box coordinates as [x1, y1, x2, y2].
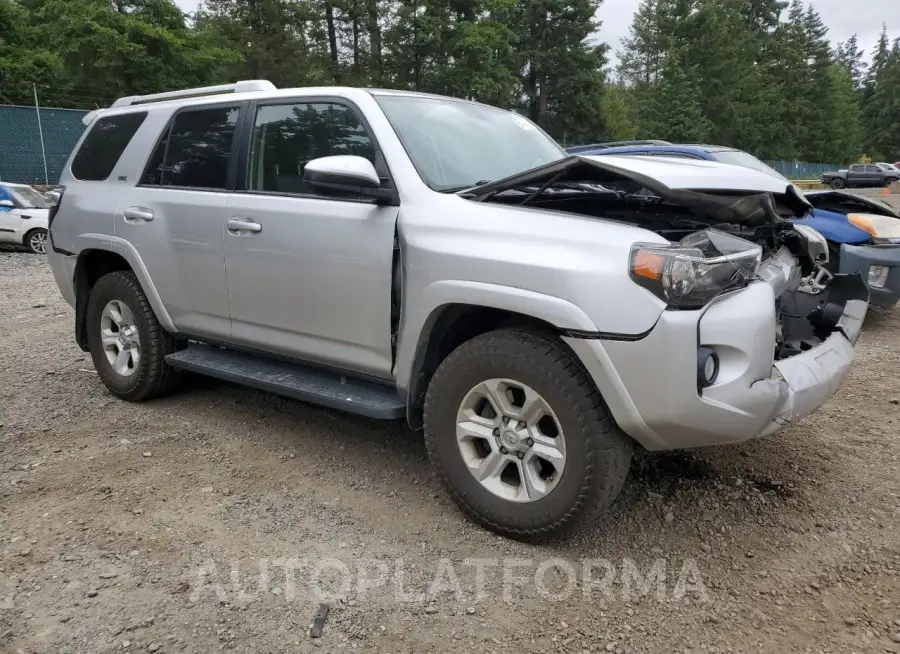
[0, 105, 88, 184]
[763, 160, 843, 179]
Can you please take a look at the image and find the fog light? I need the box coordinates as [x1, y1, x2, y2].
[868, 265, 890, 289]
[697, 347, 719, 390]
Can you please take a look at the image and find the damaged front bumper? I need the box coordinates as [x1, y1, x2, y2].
[760, 273, 868, 435]
[564, 269, 869, 451]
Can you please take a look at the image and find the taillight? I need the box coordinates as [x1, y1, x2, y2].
[48, 186, 65, 227]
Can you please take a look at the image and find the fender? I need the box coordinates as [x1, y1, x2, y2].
[393, 279, 599, 393]
[74, 233, 178, 333]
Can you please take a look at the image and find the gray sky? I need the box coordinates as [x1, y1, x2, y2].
[174, 0, 897, 66]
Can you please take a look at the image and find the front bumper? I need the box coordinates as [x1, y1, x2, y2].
[565, 275, 868, 451]
[838, 242, 900, 308]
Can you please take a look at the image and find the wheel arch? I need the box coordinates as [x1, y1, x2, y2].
[403, 303, 587, 431]
[73, 246, 176, 351]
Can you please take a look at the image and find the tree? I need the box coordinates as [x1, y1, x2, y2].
[0, 0, 67, 105]
[864, 47, 900, 160]
[865, 24, 890, 91]
[835, 34, 867, 90]
[640, 49, 712, 142]
[7, 0, 238, 108]
[197, 0, 326, 88]
[821, 63, 862, 162]
[599, 83, 637, 141]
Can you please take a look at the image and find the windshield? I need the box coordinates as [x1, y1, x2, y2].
[8, 185, 49, 209]
[374, 94, 566, 191]
[713, 150, 788, 182]
[876, 163, 897, 171]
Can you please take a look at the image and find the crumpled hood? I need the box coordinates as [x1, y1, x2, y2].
[804, 189, 900, 218]
[466, 155, 812, 225]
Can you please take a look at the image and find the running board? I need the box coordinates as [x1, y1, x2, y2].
[165, 344, 406, 420]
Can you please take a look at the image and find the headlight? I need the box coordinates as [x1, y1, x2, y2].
[629, 230, 762, 309]
[847, 213, 900, 242]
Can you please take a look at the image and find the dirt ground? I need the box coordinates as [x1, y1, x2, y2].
[1, 248, 899, 654]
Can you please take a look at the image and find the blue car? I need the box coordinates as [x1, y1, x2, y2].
[566, 141, 900, 307]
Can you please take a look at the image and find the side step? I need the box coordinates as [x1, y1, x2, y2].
[165, 344, 406, 420]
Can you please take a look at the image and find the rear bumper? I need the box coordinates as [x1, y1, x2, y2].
[838, 242, 900, 308]
[47, 249, 77, 308]
[565, 276, 868, 451]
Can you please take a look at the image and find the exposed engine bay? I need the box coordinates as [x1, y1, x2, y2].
[464, 155, 869, 363]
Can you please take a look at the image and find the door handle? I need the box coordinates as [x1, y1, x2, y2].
[123, 207, 154, 222]
[227, 218, 262, 234]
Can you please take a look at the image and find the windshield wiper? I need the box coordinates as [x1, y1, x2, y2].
[438, 180, 494, 194]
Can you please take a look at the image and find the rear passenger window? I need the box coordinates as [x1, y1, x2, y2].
[71, 112, 147, 181]
[140, 106, 240, 190]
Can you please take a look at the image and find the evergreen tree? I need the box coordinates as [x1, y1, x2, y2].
[599, 83, 637, 142]
[835, 34, 867, 90]
[640, 49, 712, 142]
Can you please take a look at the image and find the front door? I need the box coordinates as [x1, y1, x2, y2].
[224, 99, 399, 379]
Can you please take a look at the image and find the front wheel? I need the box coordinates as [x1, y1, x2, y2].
[423, 329, 633, 540]
[830, 178, 845, 190]
[86, 271, 184, 402]
[24, 228, 48, 254]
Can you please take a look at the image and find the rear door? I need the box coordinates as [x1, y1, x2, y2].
[223, 97, 399, 379]
[116, 104, 244, 340]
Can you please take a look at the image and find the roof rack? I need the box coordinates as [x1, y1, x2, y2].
[567, 139, 672, 152]
[110, 80, 277, 109]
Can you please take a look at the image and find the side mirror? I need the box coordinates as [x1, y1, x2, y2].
[304, 155, 395, 204]
[0, 199, 14, 209]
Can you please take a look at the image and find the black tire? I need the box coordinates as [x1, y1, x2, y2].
[423, 329, 633, 540]
[885, 178, 896, 188]
[24, 228, 48, 254]
[830, 178, 845, 190]
[86, 271, 184, 402]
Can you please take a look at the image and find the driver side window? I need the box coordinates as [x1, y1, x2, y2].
[247, 102, 376, 195]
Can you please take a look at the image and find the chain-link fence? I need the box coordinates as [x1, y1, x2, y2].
[0, 105, 88, 185]
[762, 160, 843, 180]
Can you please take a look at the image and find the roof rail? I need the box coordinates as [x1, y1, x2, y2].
[110, 80, 277, 109]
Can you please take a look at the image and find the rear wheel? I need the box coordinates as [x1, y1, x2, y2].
[423, 329, 633, 540]
[24, 228, 48, 254]
[830, 178, 845, 190]
[86, 271, 184, 401]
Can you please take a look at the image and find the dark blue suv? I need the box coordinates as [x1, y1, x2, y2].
[566, 140, 788, 179]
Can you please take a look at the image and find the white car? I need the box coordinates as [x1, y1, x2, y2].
[0, 182, 51, 253]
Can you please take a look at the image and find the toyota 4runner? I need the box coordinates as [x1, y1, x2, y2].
[47, 81, 869, 539]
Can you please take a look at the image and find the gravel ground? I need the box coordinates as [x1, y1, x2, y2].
[1, 248, 899, 654]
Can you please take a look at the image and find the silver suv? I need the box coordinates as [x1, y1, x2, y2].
[47, 81, 868, 539]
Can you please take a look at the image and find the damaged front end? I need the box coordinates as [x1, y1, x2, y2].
[470, 154, 870, 442]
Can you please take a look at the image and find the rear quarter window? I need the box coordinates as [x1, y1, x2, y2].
[71, 112, 148, 181]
